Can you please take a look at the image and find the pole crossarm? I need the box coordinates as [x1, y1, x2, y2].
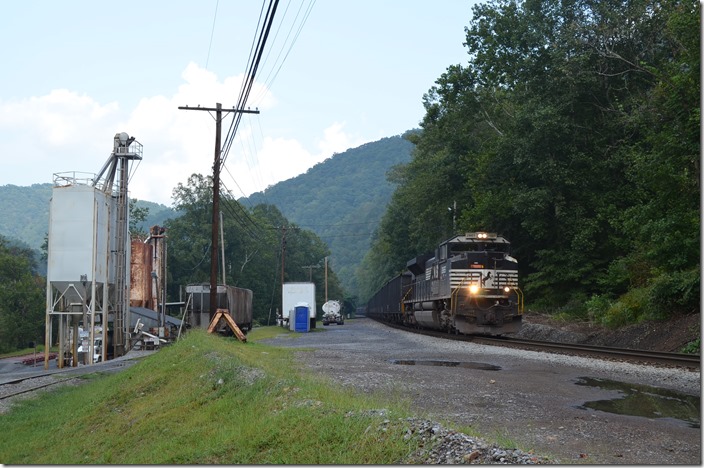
[178, 106, 260, 114]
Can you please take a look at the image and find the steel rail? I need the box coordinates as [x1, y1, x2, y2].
[0, 376, 72, 401]
[374, 319, 700, 370]
[470, 336, 700, 369]
[0, 360, 132, 401]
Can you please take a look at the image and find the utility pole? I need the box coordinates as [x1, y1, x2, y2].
[280, 226, 287, 288]
[220, 211, 226, 286]
[178, 103, 259, 320]
[301, 264, 320, 282]
[324, 256, 328, 303]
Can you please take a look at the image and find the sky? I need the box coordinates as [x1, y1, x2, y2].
[0, 0, 477, 206]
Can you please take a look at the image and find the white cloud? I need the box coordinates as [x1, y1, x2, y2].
[0, 90, 120, 178]
[316, 122, 362, 157]
[0, 62, 358, 207]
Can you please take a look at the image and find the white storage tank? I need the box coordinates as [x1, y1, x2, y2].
[47, 179, 117, 304]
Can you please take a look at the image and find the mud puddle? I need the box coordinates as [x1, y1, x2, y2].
[575, 376, 700, 428]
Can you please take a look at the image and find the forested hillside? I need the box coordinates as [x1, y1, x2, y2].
[0, 184, 53, 250]
[359, 0, 700, 326]
[241, 135, 413, 295]
[0, 183, 177, 251]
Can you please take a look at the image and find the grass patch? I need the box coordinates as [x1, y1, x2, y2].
[681, 337, 700, 354]
[0, 329, 422, 464]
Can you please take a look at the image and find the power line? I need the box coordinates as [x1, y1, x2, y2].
[253, 0, 316, 100]
[205, 0, 220, 69]
[296, 221, 380, 227]
[218, 1, 316, 209]
[317, 233, 376, 239]
[219, 184, 263, 240]
[221, 0, 280, 167]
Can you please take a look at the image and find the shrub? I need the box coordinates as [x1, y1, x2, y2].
[600, 288, 651, 328]
[681, 338, 700, 355]
[647, 267, 700, 315]
[585, 294, 612, 324]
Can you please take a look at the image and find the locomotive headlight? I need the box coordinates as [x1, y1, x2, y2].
[468, 284, 480, 294]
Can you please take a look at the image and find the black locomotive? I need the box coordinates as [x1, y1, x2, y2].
[366, 232, 523, 335]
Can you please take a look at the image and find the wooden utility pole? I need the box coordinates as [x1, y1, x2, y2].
[280, 226, 287, 288]
[178, 103, 259, 320]
[301, 264, 320, 281]
[324, 256, 328, 302]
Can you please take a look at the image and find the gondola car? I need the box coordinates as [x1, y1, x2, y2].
[367, 232, 523, 335]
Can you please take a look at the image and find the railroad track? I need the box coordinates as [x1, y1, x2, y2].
[0, 374, 76, 401]
[376, 320, 700, 370]
[470, 335, 700, 369]
[0, 360, 133, 402]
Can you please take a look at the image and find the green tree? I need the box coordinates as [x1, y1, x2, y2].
[0, 236, 45, 353]
[129, 198, 150, 239]
[166, 174, 344, 325]
[363, 0, 699, 320]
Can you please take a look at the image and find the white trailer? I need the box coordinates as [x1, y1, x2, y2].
[281, 282, 316, 329]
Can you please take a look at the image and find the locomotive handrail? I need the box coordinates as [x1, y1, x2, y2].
[400, 286, 414, 319]
[450, 274, 472, 317]
[513, 287, 524, 314]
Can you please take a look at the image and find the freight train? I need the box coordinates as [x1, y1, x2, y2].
[366, 232, 523, 336]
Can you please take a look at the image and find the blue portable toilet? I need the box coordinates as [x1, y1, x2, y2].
[292, 304, 310, 332]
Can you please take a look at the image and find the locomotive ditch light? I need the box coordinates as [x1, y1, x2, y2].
[468, 284, 480, 294]
[503, 286, 511, 293]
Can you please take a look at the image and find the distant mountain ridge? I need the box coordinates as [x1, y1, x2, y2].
[0, 183, 53, 250]
[0, 134, 413, 298]
[241, 134, 413, 295]
[0, 184, 175, 251]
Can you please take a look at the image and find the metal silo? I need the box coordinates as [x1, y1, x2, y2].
[44, 133, 142, 368]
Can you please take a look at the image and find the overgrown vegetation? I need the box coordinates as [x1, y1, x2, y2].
[0, 329, 424, 464]
[681, 337, 700, 355]
[358, 0, 700, 326]
[0, 236, 44, 353]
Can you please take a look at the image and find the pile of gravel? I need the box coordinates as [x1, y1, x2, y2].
[391, 417, 555, 464]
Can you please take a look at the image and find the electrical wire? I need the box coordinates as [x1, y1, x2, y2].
[205, 0, 220, 69]
[217, 1, 317, 210]
[220, 0, 279, 167]
[251, 0, 316, 103]
[219, 181, 265, 238]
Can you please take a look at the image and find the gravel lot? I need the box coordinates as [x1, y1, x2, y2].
[261, 318, 701, 465]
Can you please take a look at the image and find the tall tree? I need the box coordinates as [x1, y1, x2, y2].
[0, 236, 45, 353]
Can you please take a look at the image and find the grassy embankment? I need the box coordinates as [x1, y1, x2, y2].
[0, 327, 429, 464]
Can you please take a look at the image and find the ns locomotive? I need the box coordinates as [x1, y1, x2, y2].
[366, 232, 523, 335]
